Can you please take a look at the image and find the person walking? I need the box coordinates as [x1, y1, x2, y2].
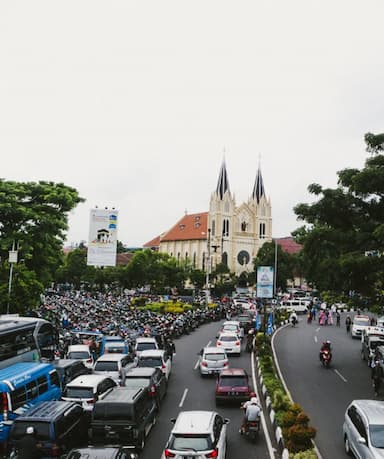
[345, 315, 352, 333]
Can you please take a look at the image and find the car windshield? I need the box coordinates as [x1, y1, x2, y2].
[136, 342, 157, 351]
[354, 319, 370, 326]
[170, 434, 212, 451]
[137, 357, 162, 367]
[205, 353, 226, 361]
[65, 387, 94, 398]
[370, 424, 384, 448]
[219, 335, 237, 342]
[223, 325, 238, 331]
[94, 361, 118, 372]
[219, 376, 247, 386]
[68, 351, 90, 359]
[124, 378, 148, 388]
[371, 341, 384, 350]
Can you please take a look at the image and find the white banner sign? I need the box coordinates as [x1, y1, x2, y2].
[257, 266, 274, 298]
[87, 209, 118, 267]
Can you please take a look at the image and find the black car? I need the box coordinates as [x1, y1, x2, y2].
[66, 446, 138, 458]
[125, 367, 167, 407]
[237, 314, 254, 333]
[53, 359, 91, 389]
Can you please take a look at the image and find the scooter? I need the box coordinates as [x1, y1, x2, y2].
[244, 418, 260, 441]
[320, 349, 332, 367]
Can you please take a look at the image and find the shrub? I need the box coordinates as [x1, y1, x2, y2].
[272, 389, 291, 412]
[291, 449, 317, 459]
[286, 424, 316, 453]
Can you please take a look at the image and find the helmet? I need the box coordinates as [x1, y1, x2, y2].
[250, 397, 258, 404]
[26, 426, 35, 435]
[326, 340, 331, 344]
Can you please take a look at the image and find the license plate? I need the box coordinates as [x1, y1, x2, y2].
[230, 391, 238, 395]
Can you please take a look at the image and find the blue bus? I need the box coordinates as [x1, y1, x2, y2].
[0, 315, 57, 369]
[0, 362, 61, 444]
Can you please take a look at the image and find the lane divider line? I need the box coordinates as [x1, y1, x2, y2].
[316, 327, 320, 332]
[334, 369, 348, 383]
[179, 388, 188, 407]
[314, 336, 318, 343]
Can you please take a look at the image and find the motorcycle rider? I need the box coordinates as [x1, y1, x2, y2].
[290, 311, 298, 326]
[246, 329, 255, 352]
[371, 359, 383, 396]
[319, 340, 332, 362]
[14, 426, 42, 459]
[240, 393, 260, 434]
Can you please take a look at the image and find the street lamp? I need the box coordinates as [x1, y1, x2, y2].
[205, 229, 211, 305]
[7, 241, 18, 315]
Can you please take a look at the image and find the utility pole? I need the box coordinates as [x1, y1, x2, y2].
[7, 241, 18, 314]
[205, 228, 211, 305]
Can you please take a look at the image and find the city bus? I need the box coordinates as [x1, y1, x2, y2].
[0, 362, 61, 446]
[0, 315, 57, 369]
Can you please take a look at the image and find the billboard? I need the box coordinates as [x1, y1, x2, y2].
[257, 266, 274, 298]
[87, 209, 118, 267]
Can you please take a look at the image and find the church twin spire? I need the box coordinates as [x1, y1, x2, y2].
[215, 159, 265, 202]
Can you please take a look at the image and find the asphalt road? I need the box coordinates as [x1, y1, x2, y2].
[273, 312, 376, 459]
[140, 318, 271, 459]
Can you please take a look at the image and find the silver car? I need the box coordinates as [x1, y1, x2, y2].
[161, 410, 229, 459]
[343, 399, 384, 458]
[198, 346, 229, 376]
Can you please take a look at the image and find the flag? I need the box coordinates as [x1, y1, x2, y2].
[266, 312, 273, 335]
[255, 311, 261, 331]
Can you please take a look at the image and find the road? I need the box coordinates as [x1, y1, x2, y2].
[273, 313, 375, 458]
[140, 318, 271, 459]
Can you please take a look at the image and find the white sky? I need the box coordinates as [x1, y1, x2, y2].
[1, 1, 383, 247]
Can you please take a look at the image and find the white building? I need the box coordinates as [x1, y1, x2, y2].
[144, 160, 272, 276]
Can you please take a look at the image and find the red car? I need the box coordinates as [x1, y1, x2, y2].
[215, 368, 251, 405]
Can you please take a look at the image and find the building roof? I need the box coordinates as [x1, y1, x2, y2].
[159, 212, 208, 243]
[143, 235, 161, 249]
[216, 160, 230, 200]
[252, 166, 265, 203]
[275, 237, 302, 254]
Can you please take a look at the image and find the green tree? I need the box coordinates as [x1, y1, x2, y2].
[0, 180, 84, 312]
[293, 132, 384, 302]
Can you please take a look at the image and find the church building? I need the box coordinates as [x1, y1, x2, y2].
[144, 160, 272, 276]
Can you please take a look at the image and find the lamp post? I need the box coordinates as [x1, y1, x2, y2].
[205, 228, 211, 305]
[7, 241, 18, 315]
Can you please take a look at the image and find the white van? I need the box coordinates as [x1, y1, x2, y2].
[278, 300, 308, 314]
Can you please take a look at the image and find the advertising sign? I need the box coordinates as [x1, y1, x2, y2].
[87, 209, 118, 267]
[257, 266, 274, 298]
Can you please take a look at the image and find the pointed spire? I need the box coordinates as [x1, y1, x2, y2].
[216, 159, 230, 200]
[252, 165, 265, 203]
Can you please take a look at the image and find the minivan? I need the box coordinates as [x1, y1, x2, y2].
[9, 401, 88, 457]
[91, 387, 157, 451]
[93, 354, 134, 385]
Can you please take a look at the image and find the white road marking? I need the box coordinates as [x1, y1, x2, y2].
[179, 388, 188, 407]
[334, 369, 348, 383]
[314, 335, 318, 343]
[194, 340, 212, 370]
[316, 327, 320, 332]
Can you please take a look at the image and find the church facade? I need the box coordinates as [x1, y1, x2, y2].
[144, 160, 272, 276]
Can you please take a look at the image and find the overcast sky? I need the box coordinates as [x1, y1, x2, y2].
[1, 1, 383, 247]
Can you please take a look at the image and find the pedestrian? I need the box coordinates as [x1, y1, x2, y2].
[346, 315, 352, 333]
[371, 360, 383, 396]
[336, 310, 341, 327]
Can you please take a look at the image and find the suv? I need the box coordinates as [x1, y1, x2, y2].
[125, 367, 167, 408]
[62, 374, 117, 411]
[53, 359, 90, 389]
[9, 401, 88, 457]
[215, 368, 251, 405]
[161, 410, 229, 459]
[91, 387, 157, 451]
[93, 353, 135, 385]
[67, 344, 94, 369]
[198, 346, 229, 377]
[343, 399, 384, 457]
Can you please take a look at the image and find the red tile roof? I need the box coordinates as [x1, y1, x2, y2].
[143, 235, 161, 249]
[275, 237, 302, 254]
[148, 212, 208, 244]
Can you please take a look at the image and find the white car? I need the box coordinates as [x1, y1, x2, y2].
[93, 353, 135, 385]
[216, 332, 241, 356]
[198, 346, 229, 376]
[217, 320, 242, 338]
[134, 337, 159, 357]
[136, 349, 172, 380]
[161, 410, 229, 459]
[66, 344, 94, 369]
[351, 315, 370, 339]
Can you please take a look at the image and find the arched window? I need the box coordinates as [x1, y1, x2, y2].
[185, 252, 188, 265]
[202, 252, 205, 270]
[259, 223, 266, 238]
[212, 220, 216, 236]
[222, 252, 228, 266]
[193, 252, 196, 268]
[177, 252, 181, 264]
[222, 219, 229, 237]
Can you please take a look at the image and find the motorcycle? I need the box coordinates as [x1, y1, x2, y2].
[244, 418, 260, 441]
[291, 316, 297, 327]
[320, 349, 332, 367]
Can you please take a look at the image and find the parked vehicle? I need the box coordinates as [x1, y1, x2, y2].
[134, 337, 159, 357]
[91, 387, 157, 451]
[9, 401, 88, 458]
[135, 349, 172, 380]
[67, 446, 138, 459]
[361, 329, 384, 366]
[343, 399, 384, 457]
[198, 346, 229, 377]
[351, 315, 370, 339]
[161, 410, 229, 459]
[215, 368, 251, 405]
[53, 359, 90, 389]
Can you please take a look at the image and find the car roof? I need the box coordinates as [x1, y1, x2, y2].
[172, 410, 216, 434]
[125, 367, 158, 377]
[66, 374, 114, 387]
[16, 401, 79, 421]
[223, 321, 240, 326]
[95, 353, 129, 362]
[353, 315, 370, 321]
[218, 332, 239, 338]
[138, 349, 165, 357]
[350, 400, 384, 424]
[136, 337, 157, 343]
[219, 368, 247, 376]
[54, 359, 85, 369]
[68, 344, 91, 352]
[68, 447, 121, 458]
[203, 346, 227, 354]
